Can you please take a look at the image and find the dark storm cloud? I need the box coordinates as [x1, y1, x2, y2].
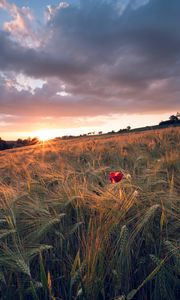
[0, 0, 180, 118]
[0, 31, 90, 80]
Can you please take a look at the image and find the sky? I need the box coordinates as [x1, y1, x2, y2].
[0, 0, 179, 140]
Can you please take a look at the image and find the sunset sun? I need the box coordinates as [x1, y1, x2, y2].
[33, 129, 57, 141]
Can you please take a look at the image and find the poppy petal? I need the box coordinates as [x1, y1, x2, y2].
[109, 171, 124, 183]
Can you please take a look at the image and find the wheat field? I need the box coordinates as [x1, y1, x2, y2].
[0, 128, 179, 300]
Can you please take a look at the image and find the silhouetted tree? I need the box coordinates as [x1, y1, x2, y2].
[16, 139, 23, 147]
[159, 113, 180, 126]
[169, 115, 178, 122]
[0, 138, 7, 150]
[31, 137, 39, 145]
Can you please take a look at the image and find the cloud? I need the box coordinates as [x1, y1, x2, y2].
[45, 1, 70, 20]
[0, 0, 40, 47]
[1, 71, 46, 94]
[0, 0, 180, 123]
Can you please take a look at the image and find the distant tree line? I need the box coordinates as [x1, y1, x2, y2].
[0, 137, 39, 151]
[1, 113, 180, 149]
[60, 113, 180, 140]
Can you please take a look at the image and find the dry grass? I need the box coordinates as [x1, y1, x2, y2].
[0, 127, 179, 300]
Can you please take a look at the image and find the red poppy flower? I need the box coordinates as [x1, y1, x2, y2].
[109, 171, 124, 183]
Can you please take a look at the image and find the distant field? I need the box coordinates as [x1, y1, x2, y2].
[0, 127, 179, 300]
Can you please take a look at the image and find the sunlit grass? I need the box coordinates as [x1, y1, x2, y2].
[0, 127, 179, 300]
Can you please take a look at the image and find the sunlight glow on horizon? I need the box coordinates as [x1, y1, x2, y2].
[0, 112, 176, 141]
[32, 129, 60, 141]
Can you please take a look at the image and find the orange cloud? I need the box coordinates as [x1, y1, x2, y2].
[0, 0, 39, 47]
